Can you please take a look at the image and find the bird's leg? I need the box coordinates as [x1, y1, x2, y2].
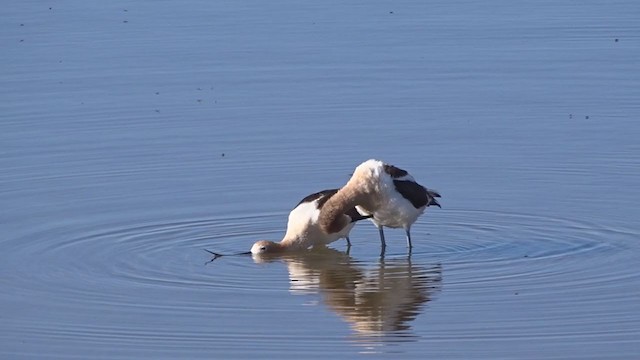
[405, 229, 413, 249]
[378, 226, 386, 248]
[345, 236, 352, 247]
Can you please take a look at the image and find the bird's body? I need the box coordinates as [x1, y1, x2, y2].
[318, 159, 440, 249]
[251, 189, 369, 255]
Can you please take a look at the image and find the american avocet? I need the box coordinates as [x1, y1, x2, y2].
[250, 189, 370, 255]
[319, 159, 440, 249]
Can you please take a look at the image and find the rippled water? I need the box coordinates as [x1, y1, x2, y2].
[2, 0, 640, 359]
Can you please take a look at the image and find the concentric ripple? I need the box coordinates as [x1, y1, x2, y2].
[2, 208, 638, 358]
[4, 213, 293, 297]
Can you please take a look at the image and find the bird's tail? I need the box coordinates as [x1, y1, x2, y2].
[427, 189, 441, 208]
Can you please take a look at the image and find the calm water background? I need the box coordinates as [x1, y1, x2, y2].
[2, 0, 639, 358]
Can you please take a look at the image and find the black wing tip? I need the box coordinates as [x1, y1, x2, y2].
[349, 213, 373, 223]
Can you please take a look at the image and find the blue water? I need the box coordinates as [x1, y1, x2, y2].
[2, 1, 639, 358]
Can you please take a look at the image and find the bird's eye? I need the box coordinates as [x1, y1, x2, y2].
[260, 246, 266, 251]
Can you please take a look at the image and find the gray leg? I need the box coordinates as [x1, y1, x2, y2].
[378, 226, 386, 248]
[345, 236, 352, 247]
[405, 228, 412, 249]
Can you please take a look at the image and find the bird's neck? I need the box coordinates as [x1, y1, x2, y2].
[318, 184, 371, 234]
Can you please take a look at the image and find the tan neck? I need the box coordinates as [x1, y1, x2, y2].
[318, 185, 369, 234]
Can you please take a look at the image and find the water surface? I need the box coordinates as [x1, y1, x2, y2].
[2, 0, 639, 358]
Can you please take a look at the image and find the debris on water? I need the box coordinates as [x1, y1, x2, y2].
[615, 38, 619, 42]
[585, 115, 589, 119]
[221, 153, 225, 157]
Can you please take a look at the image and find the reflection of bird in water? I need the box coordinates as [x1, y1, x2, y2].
[319, 159, 441, 249]
[255, 248, 442, 340]
[325, 257, 441, 339]
[250, 189, 371, 255]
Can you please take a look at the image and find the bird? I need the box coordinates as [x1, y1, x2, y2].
[318, 159, 440, 249]
[250, 189, 371, 255]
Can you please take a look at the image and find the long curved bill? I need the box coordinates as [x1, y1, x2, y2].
[204, 249, 252, 263]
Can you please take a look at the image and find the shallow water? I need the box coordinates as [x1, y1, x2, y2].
[2, 0, 640, 358]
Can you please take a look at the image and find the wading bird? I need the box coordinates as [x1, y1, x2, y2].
[319, 159, 440, 249]
[249, 189, 371, 255]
